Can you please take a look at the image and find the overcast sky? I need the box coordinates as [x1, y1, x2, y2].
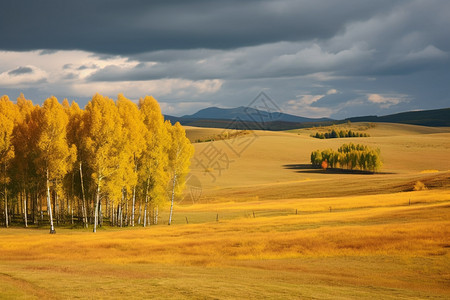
[0, 0, 449, 118]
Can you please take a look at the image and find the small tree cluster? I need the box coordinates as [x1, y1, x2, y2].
[311, 143, 382, 172]
[311, 129, 369, 139]
[0, 93, 194, 232]
[413, 181, 427, 191]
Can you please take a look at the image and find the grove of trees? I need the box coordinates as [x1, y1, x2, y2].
[311, 129, 369, 139]
[0, 93, 194, 233]
[311, 143, 382, 172]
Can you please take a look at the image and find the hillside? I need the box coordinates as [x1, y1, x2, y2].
[346, 107, 450, 127]
[165, 117, 338, 131]
[166, 107, 450, 130]
[165, 106, 335, 130]
[2, 122, 449, 299]
[186, 123, 450, 202]
[181, 106, 332, 123]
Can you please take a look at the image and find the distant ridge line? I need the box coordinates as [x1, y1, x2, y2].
[346, 107, 450, 127]
[164, 107, 450, 130]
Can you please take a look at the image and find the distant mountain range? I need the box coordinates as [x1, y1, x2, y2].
[182, 106, 331, 123]
[165, 106, 450, 130]
[165, 106, 333, 130]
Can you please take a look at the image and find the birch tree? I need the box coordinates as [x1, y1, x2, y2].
[139, 96, 170, 227]
[0, 96, 19, 227]
[83, 94, 122, 232]
[167, 121, 194, 225]
[1, 92, 193, 229]
[117, 94, 145, 226]
[35, 97, 76, 233]
[11, 94, 35, 227]
[65, 100, 90, 227]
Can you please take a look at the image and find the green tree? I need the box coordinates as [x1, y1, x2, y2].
[312, 143, 382, 173]
[311, 150, 322, 166]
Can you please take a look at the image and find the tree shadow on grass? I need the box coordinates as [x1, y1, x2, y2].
[283, 164, 394, 175]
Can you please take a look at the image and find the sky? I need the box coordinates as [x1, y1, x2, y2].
[0, 0, 449, 119]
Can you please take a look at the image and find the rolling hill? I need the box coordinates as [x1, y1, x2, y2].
[165, 106, 450, 129]
[164, 106, 334, 130]
[181, 106, 332, 123]
[346, 107, 450, 127]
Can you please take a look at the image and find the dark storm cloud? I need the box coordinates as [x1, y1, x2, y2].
[1, 0, 449, 118]
[1, 0, 399, 54]
[82, 0, 450, 84]
[8, 66, 33, 76]
[87, 42, 373, 81]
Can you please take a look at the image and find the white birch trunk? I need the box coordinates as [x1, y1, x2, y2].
[120, 189, 124, 227]
[4, 185, 8, 228]
[125, 194, 128, 226]
[93, 176, 101, 233]
[138, 199, 141, 225]
[168, 174, 177, 225]
[119, 203, 123, 227]
[55, 187, 59, 226]
[79, 162, 88, 228]
[143, 177, 149, 227]
[46, 168, 55, 234]
[131, 158, 137, 227]
[131, 185, 136, 226]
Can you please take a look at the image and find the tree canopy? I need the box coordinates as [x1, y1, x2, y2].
[0, 93, 194, 232]
[311, 143, 382, 172]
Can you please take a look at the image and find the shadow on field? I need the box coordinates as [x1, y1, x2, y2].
[283, 164, 394, 175]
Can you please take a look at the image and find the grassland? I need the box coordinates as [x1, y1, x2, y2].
[1, 122, 449, 299]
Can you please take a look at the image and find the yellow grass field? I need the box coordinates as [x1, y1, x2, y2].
[1, 123, 450, 299]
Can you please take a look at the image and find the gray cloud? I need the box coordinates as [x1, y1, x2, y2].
[63, 73, 78, 80]
[39, 49, 58, 55]
[77, 64, 98, 71]
[8, 66, 33, 76]
[0, 0, 449, 118]
[1, 0, 401, 54]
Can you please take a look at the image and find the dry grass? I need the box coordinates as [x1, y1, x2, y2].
[1, 198, 449, 264]
[1, 190, 449, 298]
[189, 123, 450, 192]
[1, 122, 450, 299]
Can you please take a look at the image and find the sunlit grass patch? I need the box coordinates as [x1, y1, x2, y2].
[1, 189, 450, 299]
[1, 201, 449, 265]
[421, 169, 439, 173]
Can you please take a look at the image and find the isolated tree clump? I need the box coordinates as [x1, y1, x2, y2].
[311, 129, 369, 139]
[0, 93, 194, 232]
[311, 143, 382, 172]
[413, 181, 427, 191]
